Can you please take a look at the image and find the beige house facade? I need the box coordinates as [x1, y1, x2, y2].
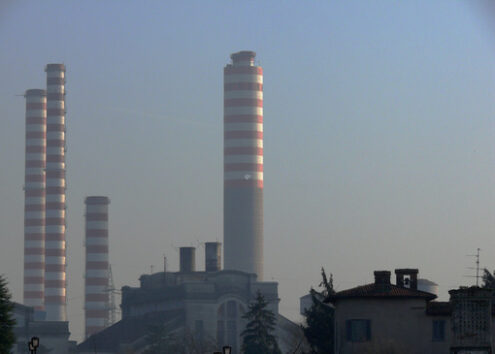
[328, 269, 451, 354]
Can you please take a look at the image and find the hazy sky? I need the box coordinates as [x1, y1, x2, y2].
[1, 0, 494, 342]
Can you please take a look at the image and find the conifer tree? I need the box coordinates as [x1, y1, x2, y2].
[302, 268, 335, 354]
[0, 275, 16, 353]
[241, 291, 281, 354]
[482, 268, 495, 289]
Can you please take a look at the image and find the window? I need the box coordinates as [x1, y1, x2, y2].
[346, 319, 371, 342]
[217, 301, 246, 353]
[432, 320, 445, 341]
[195, 319, 204, 340]
[217, 320, 224, 344]
[227, 320, 237, 350]
[227, 300, 237, 318]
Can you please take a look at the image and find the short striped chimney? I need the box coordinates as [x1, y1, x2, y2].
[223, 51, 264, 279]
[44, 64, 67, 321]
[23, 89, 46, 311]
[84, 196, 110, 338]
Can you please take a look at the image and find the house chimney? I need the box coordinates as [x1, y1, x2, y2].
[374, 271, 391, 285]
[395, 269, 418, 290]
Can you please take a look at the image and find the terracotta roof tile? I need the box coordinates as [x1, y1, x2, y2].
[326, 283, 437, 302]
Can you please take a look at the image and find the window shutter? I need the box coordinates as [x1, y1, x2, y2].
[366, 320, 371, 340]
[346, 320, 351, 341]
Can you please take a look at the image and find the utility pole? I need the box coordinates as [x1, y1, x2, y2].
[476, 248, 480, 286]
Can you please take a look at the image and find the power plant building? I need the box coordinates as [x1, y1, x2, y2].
[77, 246, 301, 354]
[23, 89, 47, 312]
[84, 196, 111, 338]
[224, 51, 264, 280]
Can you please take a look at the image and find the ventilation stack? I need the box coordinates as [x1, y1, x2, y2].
[44, 64, 67, 321]
[205, 242, 221, 272]
[23, 89, 46, 311]
[84, 196, 110, 338]
[223, 51, 264, 279]
[179, 247, 196, 273]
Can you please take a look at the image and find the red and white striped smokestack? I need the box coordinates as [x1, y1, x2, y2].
[23, 89, 46, 311]
[44, 64, 67, 321]
[224, 51, 264, 279]
[84, 196, 110, 338]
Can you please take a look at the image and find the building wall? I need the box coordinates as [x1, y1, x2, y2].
[13, 306, 71, 354]
[121, 270, 279, 354]
[184, 295, 249, 353]
[334, 298, 450, 354]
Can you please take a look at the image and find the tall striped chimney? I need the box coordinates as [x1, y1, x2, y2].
[23, 89, 46, 311]
[84, 196, 110, 338]
[44, 64, 67, 321]
[223, 51, 264, 279]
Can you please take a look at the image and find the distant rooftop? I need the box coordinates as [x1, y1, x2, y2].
[327, 283, 437, 301]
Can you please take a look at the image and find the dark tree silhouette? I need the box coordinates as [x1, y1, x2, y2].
[241, 291, 281, 354]
[301, 267, 335, 354]
[0, 275, 16, 353]
[482, 268, 495, 289]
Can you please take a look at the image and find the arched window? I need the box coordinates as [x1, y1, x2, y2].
[217, 300, 246, 354]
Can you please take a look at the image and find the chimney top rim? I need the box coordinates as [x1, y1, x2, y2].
[395, 268, 419, 275]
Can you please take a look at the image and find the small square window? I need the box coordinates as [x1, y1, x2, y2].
[346, 319, 371, 342]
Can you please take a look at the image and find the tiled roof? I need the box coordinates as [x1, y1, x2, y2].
[326, 283, 437, 302]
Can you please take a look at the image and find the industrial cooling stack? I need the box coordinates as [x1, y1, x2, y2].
[44, 64, 67, 321]
[23, 89, 47, 311]
[84, 196, 110, 338]
[223, 51, 264, 280]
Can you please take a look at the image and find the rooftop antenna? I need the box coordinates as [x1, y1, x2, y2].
[465, 248, 482, 286]
[163, 254, 167, 273]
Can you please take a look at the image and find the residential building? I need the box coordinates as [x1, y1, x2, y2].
[328, 269, 447, 354]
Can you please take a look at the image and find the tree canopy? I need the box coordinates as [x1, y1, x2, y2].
[241, 291, 281, 354]
[301, 267, 335, 354]
[482, 268, 495, 289]
[0, 275, 16, 353]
